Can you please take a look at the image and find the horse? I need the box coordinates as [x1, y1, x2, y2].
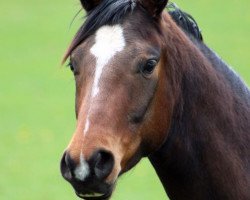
[60, 0, 250, 199]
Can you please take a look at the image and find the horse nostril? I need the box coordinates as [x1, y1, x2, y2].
[61, 150, 114, 183]
[60, 152, 76, 181]
[90, 150, 114, 180]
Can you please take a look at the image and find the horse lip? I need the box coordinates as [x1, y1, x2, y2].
[76, 190, 112, 200]
[75, 184, 114, 200]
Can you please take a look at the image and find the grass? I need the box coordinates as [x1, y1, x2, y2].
[0, 0, 249, 199]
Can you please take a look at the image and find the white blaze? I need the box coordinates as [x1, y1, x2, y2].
[90, 25, 126, 97]
[82, 25, 126, 136]
[76, 26, 126, 180]
[83, 117, 90, 135]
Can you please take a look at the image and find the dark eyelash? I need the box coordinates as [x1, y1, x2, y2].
[67, 61, 80, 76]
[67, 61, 74, 72]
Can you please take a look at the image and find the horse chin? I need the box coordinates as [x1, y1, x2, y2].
[74, 182, 114, 200]
[76, 190, 113, 200]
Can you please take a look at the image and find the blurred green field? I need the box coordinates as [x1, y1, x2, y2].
[0, 0, 249, 200]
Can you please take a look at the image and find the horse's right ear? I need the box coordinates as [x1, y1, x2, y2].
[80, 0, 102, 12]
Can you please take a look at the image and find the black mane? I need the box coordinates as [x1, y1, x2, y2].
[166, 4, 250, 103]
[167, 3, 203, 41]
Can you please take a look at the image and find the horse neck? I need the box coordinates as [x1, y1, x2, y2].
[149, 13, 250, 200]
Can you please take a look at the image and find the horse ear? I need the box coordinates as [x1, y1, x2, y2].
[138, 0, 168, 18]
[80, 0, 102, 12]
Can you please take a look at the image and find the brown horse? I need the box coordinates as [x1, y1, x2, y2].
[60, 0, 250, 199]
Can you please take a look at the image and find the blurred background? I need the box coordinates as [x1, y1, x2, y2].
[0, 0, 249, 199]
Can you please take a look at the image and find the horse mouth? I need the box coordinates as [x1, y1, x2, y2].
[74, 183, 114, 200]
[76, 190, 113, 200]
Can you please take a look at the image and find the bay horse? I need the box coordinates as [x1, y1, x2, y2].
[60, 0, 250, 199]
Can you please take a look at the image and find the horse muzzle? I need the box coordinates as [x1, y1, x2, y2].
[60, 149, 115, 200]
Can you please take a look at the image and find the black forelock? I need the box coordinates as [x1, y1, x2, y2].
[83, 0, 136, 37]
[64, 0, 138, 61]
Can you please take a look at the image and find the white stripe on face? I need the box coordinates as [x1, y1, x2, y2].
[82, 25, 126, 136]
[90, 25, 126, 97]
[83, 116, 90, 135]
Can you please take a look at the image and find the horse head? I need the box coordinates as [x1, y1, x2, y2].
[60, 0, 173, 199]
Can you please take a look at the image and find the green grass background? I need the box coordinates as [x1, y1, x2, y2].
[0, 0, 249, 199]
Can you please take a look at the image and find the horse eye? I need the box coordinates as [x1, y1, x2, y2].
[67, 62, 74, 72]
[141, 59, 158, 76]
[67, 61, 79, 75]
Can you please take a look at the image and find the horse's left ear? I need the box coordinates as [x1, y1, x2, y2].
[80, 0, 102, 12]
[138, 0, 168, 18]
